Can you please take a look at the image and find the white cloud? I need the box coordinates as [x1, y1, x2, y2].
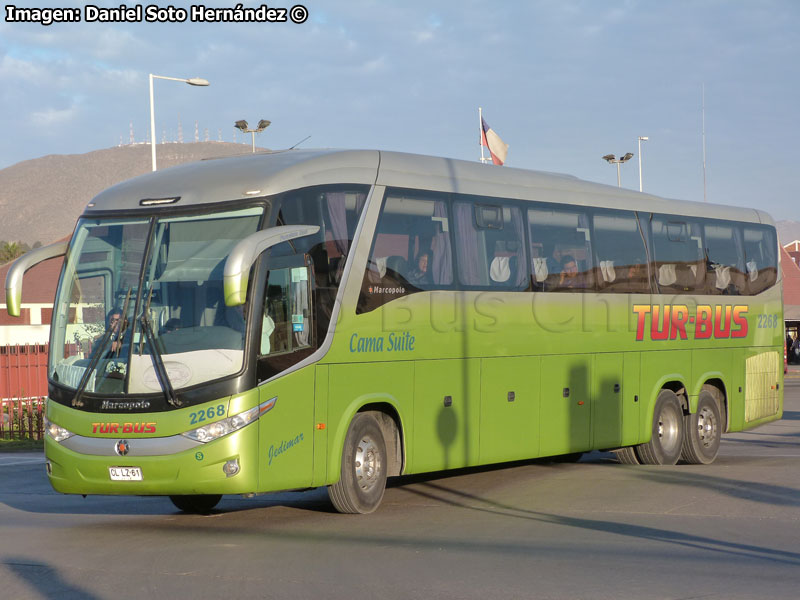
[30, 105, 79, 127]
[0, 54, 46, 81]
[360, 55, 387, 73]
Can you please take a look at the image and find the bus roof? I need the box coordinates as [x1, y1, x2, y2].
[84, 148, 772, 226]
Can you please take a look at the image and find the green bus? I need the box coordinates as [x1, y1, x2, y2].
[5, 150, 784, 514]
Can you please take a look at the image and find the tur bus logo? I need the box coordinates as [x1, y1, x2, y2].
[633, 304, 749, 342]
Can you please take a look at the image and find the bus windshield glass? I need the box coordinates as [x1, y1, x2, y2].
[49, 206, 264, 396]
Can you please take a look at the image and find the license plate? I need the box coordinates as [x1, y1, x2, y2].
[109, 466, 142, 481]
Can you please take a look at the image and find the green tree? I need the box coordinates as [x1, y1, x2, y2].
[0, 241, 24, 264]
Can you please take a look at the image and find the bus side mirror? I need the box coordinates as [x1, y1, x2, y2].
[223, 225, 320, 307]
[4, 240, 69, 317]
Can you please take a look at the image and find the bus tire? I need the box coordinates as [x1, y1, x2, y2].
[635, 389, 684, 465]
[169, 494, 222, 514]
[614, 447, 640, 464]
[680, 390, 721, 464]
[328, 412, 387, 514]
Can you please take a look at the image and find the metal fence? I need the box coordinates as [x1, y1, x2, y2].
[1, 398, 45, 440]
[1, 344, 48, 439]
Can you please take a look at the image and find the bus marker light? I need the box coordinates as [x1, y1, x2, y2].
[577, 401, 585, 406]
[316, 423, 326, 430]
[223, 459, 240, 477]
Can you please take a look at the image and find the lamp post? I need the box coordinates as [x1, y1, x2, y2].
[602, 152, 634, 187]
[234, 119, 271, 152]
[638, 136, 648, 192]
[149, 74, 209, 171]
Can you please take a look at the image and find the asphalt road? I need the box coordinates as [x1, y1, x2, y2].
[2, 370, 799, 600]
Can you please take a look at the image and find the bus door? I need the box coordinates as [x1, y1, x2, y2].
[255, 254, 317, 491]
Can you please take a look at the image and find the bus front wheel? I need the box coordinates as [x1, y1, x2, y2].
[328, 412, 387, 514]
[169, 494, 222, 514]
[636, 390, 684, 465]
[680, 391, 721, 464]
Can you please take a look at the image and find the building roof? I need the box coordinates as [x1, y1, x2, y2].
[782, 246, 800, 321]
[0, 249, 64, 305]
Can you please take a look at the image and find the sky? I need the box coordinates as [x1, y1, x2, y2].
[1, 0, 798, 220]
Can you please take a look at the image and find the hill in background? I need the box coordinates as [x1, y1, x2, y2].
[1, 143, 798, 247]
[0, 142, 262, 246]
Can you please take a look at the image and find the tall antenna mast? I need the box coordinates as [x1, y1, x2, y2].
[702, 83, 707, 202]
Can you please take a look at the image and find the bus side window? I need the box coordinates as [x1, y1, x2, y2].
[591, 210, 649, 294]
[702, 221, 746, 295]
[528, 206, 594, 293]
[650, 216, 705, 294]
[453, 199, 528, 290]
[357, 190, 453, 314]
[743, 225, 778, 295]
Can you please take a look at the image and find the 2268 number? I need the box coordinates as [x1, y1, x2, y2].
[757, 313, 780, 329]
[189, 404, 226, 425]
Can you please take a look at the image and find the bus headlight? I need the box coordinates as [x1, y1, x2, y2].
[45, 417, 74, 443]
[181, 397, 277, 444]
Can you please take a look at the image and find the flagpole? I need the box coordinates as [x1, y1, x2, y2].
[479, 106, 487, 163]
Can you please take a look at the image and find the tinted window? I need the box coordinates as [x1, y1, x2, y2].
[743, 225, 778, 294]
[271, 185, 368, 337]
[358, 189, 453, 313]
[650, 215, 704, 293]
[529, 206, 594, 292]
[453, 199, 528, 290]
[592, 210, 649, 293]
[702, 222, 745, 295]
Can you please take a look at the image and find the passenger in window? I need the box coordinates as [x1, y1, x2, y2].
[545, 244, 562, 277]
[558, 255, 584, 288]
[408, 251, 431, 285]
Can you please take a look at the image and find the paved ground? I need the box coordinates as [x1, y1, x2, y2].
[1, 367, 799, 599]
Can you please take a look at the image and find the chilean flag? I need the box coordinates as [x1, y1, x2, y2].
[480, 117, 509, 165]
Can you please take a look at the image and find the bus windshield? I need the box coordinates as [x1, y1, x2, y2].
[49, 206, 263, 396]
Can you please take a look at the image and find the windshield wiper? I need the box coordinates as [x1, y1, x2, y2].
[139, 292, 180, 407]
[72, 287, 132, 408]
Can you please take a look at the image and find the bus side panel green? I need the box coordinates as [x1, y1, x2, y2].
[539, 354, 591, 456]
[326, 361, 414, 482]
[621, 352, 641, 446]
[728, 349, 746, 432]
[479, 356, 540, 465]
[592, 353, 624, 450]
[639, 350, 691, 440]
[257, 367, 315, 492]
[312, 365, 328, 487]
[412, 358, 480, 473]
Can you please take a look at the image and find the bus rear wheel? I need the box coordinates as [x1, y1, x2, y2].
[680, 391, 721, 464]
[328, 412, 387, 514]
[169, 494, 222, 514]
[635, 390, 684, 465]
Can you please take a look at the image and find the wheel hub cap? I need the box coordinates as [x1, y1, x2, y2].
[354, 435, 381, 492]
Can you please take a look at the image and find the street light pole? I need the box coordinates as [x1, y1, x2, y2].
[234, 119, 271, 152]
[601, 152, 634, 188]
[149, 74, 209, 171]
[638, 136, 648, 192]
